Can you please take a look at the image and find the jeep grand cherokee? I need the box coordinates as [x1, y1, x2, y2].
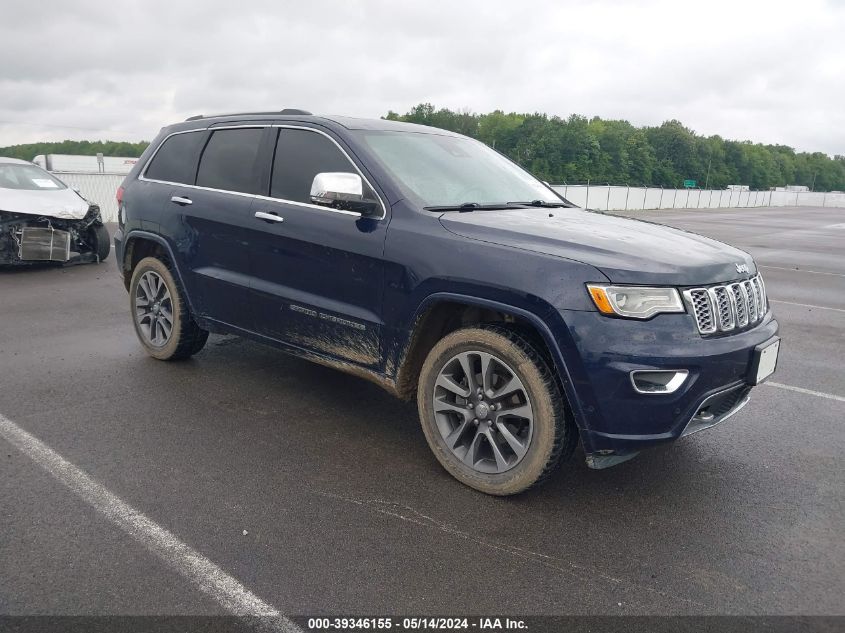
[114, 110, 780, 495]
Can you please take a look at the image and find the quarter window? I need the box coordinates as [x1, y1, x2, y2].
[196, 128, 265, 194]
[271, 128, 375, 204]
[145, 131, 206, 185]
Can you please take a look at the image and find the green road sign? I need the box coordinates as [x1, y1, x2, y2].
[683, 179, 696, 188]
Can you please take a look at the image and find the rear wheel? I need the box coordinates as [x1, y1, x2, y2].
[89, 224, 110, 262]
[417, 325, 577, 495]
[129, 256, 208, 360]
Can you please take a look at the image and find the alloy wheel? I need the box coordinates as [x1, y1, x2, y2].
[134, 271, 174, 347]
[432, 351, 534, 474]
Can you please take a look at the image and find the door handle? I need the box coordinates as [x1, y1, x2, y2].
[255, 211, 284, 223]
[170, 196, 193, 206]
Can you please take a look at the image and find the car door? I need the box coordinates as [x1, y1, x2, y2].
[247, 126, 388, 369]
[159, 126, 269, 329]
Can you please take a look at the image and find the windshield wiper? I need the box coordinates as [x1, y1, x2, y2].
[424, 203, 514, 212]
[425, 200, 568, 212]
[507, 200, 568, 208]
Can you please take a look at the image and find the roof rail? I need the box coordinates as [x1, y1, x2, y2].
[184, 109, 312, 122]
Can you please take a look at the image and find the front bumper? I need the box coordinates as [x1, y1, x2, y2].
[0, 206, 103, 266]
[557, 308, 779, 466]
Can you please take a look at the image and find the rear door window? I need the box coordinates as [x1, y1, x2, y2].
[196, 128, 265, 195]
[144, 131, 206, 185]
[271, 128, 375, 204]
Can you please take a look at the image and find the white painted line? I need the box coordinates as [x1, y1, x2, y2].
[765, 382, 845, 403]
[760, 265, 845, 278]
[769, 299, 845, 313]
[0, 413, 300, 632]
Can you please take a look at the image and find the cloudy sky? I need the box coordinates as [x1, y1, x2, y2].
[1, 0, 843, 154]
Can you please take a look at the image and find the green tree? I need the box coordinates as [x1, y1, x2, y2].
[0, 140, 150, 161]
[384, 104, 845, 191]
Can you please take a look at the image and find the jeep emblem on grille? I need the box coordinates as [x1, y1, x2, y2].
[735, 263, 749, 274]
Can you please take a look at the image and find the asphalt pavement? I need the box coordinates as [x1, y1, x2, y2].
[0, 206, 842, 622]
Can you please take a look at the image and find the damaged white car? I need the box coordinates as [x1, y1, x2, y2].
[0, 156, 110, 266]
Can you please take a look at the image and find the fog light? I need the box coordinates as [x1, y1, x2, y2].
[630, 370, 689, 394]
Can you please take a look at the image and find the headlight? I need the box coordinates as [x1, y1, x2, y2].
[586, 284, 684, 319]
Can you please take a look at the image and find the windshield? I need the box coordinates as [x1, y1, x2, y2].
[0, 163, 67, 191]
[358, 131, 562, 208]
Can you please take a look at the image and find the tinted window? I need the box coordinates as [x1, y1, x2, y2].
[145, 131, 206, 184]
[196, 128, 264, 194]
[271, 128, 373, 203]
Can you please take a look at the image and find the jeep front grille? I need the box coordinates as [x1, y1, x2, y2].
[683, 275, 767, 335]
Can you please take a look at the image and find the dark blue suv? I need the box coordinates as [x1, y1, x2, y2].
[115, 110, 780, 495]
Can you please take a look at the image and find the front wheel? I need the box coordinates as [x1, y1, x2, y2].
[129, 257, 208, 360]
[417, 325, 577, 495]
[88, 223, 111, 262]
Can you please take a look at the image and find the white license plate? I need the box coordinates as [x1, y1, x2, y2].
[756, 339, 780, 383]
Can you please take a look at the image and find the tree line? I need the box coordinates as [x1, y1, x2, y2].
[3, 108, 843, 190]
[0, 140, 149, 162]
[385, 104, 845, 191]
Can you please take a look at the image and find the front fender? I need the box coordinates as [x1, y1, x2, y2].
[392, 291, 592, 442]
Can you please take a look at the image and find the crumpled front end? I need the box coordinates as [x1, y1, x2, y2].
[0, 205, 105, 266]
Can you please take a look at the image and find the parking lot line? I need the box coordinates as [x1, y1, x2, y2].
[760, 265, 845, 278]
[0, 412, 300, 632]
[769, 299, 845, 313]
[765, 382, 845, 403]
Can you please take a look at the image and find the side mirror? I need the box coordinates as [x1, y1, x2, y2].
[310, 172, 379, 216]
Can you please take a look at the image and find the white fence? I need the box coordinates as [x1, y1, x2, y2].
[49, 172, 845, 222]
[553, 185, 845, 212]
[54, 172, 123, 222]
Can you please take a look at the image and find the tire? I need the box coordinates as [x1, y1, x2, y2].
[417, 324, 577, 495]
[89, 224, 111, 262]
[129, 256, 209, 360]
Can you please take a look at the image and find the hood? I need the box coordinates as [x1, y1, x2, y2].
[0, 185, 90, 220]
[439, 207, 756, 286]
